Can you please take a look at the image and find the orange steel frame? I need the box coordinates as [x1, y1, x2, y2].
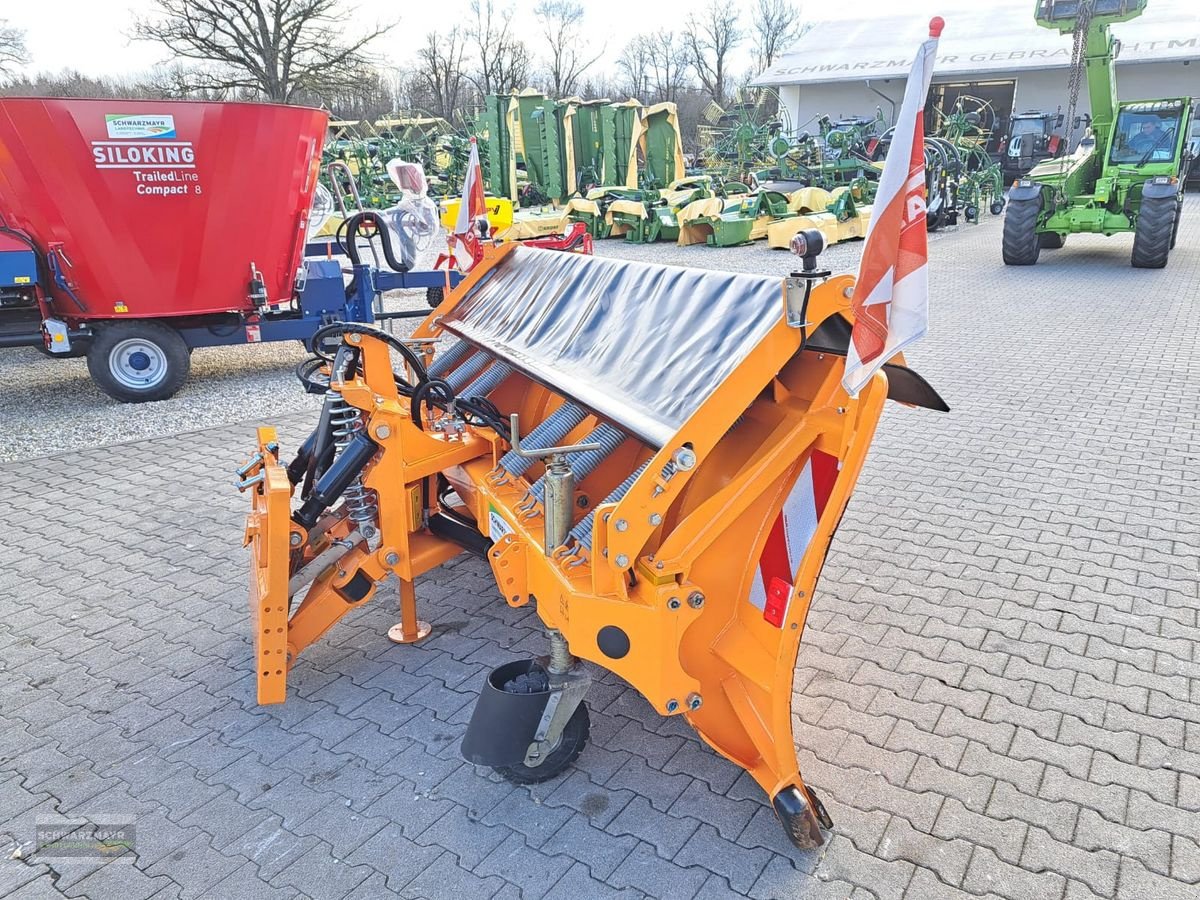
[243, 241, 903, 834]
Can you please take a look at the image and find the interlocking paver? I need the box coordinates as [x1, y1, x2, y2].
[401, 850, 509, 899]
[608, 840, 710, 900]
[675, 823, 773, 893]
[606, 795, 701, 859]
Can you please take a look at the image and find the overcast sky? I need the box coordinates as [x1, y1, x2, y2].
[3, 0, 904, 82]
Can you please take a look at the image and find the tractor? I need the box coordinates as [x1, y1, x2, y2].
[1001, 111, 1066, 182]
[1002, 0, 1195, 268]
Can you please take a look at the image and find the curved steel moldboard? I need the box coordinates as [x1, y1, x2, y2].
[439, 246, 784, 447]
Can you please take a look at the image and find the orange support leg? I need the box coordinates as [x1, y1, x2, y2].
[388, 578, 431, 644]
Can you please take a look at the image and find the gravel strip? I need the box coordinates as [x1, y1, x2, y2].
[0, 219, 990, 462]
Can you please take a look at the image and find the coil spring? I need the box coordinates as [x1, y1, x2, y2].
[462, 361, 514, 399]
[499, 402, 587, 477]
[329, 391, 378, 534]
[567, 459, 650, 552]
[427, 339, 471, 379]
[531, 422, 625, 503]
[445, 352, 492, 393]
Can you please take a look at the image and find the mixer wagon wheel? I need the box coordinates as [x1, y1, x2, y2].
[425, 286, 443, 308]
[86, 320, 191, 403]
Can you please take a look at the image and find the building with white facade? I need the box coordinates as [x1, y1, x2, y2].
[754, 0, 1199, 142]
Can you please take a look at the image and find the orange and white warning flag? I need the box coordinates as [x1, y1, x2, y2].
[843, 17, 944, 396]
[450, 137, 488, 269]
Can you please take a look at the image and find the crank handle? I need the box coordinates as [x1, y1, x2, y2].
[508, 413, 602, 459]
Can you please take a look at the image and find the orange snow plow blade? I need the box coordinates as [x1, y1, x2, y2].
[239, 237, 947, 848]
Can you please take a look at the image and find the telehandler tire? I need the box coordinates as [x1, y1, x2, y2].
[87, 320, 190, 403]
[1002, 198, 1041, 265]
[1131, 195, 1177, 269]
[1038, 232, 1066, 250]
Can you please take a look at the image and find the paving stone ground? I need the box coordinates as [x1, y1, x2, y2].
[1, 201, 1198, 899]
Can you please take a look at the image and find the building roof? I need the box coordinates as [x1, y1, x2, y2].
[754, 0, 1200, 87]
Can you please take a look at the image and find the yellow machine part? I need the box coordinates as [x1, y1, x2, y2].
[676, 197, 726, 246]
[767, 206, 875, 249]
[495, 210, 571, 241]
[787, 186, 834, 214]
[240, 241, 943, 850]
[440, 195, 515, 233]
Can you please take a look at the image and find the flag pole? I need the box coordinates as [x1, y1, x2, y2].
[842, 15, 944, 397]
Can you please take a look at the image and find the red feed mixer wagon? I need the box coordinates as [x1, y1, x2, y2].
[0, 98, 352, 401]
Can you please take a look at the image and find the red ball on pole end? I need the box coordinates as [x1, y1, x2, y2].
[929, 16, 945, 37]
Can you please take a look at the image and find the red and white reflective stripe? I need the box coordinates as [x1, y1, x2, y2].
[749, 450, 839, 627]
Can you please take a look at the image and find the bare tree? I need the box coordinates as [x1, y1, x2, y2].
[0, 20, 28, 80]
[534, 0, 601, 98]
[616, 31, 693, 104]
[616, 36, 651, 99]
[134, 0, 390, 102]
[468, 0, 531, 96]
[1, 70, 175, 100]
[577, 74, 616, 101]
[416, 28, 469, 122]
[751, 0, 809, 73]
[305, 67, 398, 121]
[646, 32, 691, 104]
[683, 2, 744, 106]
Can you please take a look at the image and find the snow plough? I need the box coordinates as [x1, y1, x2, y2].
[239, 233, 947, 849]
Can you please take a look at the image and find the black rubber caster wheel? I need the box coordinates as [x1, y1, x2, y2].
[493, 702, 590, 784]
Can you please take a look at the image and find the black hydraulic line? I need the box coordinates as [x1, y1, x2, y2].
[286, 429, 319, 486]
[293, 431, 379, 530]
[310, 321, 429, 385]
[427, 513, 492, 558]
[340, 212, 411, 273]
[294, 356, 329, 394]
[374, 309, 433, 320]
[410, 378, 454, 430]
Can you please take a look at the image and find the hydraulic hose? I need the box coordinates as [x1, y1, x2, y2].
[339, 211, 411, 273]
[310, 321, 429, 385]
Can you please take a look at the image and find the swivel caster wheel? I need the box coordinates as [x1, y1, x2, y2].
[493, 702, 590, 784]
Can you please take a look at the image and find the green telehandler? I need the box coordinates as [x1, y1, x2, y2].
[1003, 0, 1195, 268]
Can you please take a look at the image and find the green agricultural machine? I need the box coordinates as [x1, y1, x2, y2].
[478, 93, 648, 205]
[1003, 0, 1195, 268]
[934, 96, 1007, 224]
